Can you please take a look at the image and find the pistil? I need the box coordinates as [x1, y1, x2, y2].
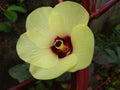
[51, 36, 73, 59]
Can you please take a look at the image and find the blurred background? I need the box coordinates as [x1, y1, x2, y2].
[0, 0, 120, 90]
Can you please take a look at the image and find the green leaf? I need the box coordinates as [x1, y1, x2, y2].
[36, 84, 44, 90]
[115, 24, 120, 31]
[89, 75, 99, 86]
[35, 80, 53, 90]
[45, 80, 53, 88]
[105, 48, 117, 60]
[4, 10, 17, 22]
[108, 87, 115, 90]
[7, 5, 27, 13]
[93, 51, 116, 64]
[9, 63, 32, 82]
[116, 47, 120, 59]
[116, 47, 120, 65]
[56, 72, 70, 82]
[0, 22, 12, 32]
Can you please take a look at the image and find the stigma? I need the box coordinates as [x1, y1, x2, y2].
[54, 40, 65, 50]
[50, 36, 73, 59]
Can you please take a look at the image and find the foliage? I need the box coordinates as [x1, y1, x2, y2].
[0, 22, 12, 32]
[9, 63, 32, 83]
[0, 0, 26, 32]
[95, 28, 120, 50]
[90, 24, 120, 89]
[115, 24, 120, 31]
[9, 63, 70, 90]
[4, 10, 18, 22]
[7, 5, 27, 13]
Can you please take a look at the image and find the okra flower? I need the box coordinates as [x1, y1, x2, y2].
[16, 1, 94, 80]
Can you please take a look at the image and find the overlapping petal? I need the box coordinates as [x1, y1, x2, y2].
[30, 54, 77, 79]
[26, 29, 56, 48]
[16, 33, 58, 68]
[26, 7, 57, 48]
[48, 1, 89, 36]
[69, 24, 94, 72]
[26, 7, 52, 32]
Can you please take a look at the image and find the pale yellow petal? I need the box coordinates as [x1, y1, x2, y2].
[26, 7, 52, 32]
[48, 1, 89, 36]
[30, 54, 77, 80]
[16, 33, 58, 68]
[69, 24, 94, 72]
[26, 29, 56, 48]
[26, 7, 56, 48]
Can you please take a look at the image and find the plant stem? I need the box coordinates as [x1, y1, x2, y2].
[58, 0, 63, 3]
[81, 0, 90, 14]
[91, 0, 97, 13]
[70, 67, 89, 90]
[90, 0, 120, 19]
[69, 72, 77, 90]
[8, 78, 37, 90]
[76, 67, 89, 90]
[69, 1, 90, 90]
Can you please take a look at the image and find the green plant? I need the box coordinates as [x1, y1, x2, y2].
[91, 23, 120, 89]
[0, 0, 26, 32]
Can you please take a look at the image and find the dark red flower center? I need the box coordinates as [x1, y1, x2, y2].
[50, 36, 73, 59]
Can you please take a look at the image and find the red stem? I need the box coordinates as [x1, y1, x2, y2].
[70, 67, 89, 90]
[76, 67, 89, 90]
[58, 0, 63, 3]
[91, 0, 97, 13]
[69, 1, 90, 90]
[8, 78, 37, 90]
[69, 72, 77, 90]
[90, 0, 120, 19]
[81, 0, 90, 14]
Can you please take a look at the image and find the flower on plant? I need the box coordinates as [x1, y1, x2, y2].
[16, 1, 94, 80]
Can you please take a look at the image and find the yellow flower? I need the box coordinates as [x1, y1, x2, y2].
[16, 1, 94, 80]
